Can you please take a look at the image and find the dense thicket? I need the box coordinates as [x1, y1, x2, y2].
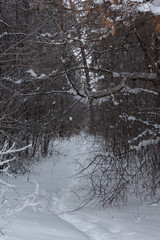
[0, 0, 86, 172]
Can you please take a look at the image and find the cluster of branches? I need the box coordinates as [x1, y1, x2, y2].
[0, 142, 38, 224]
[0, 0, 88, 172]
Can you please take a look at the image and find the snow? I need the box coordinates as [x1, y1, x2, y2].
[93, 0, 104, 5]
[26, 69, 37, 78]
[124, 86, 158, 96]
[0, 136, 160, 240]
[40, 33, 53, 38]
[130, 137, 160, 150]
[26, 70, 46, 79]
[93, 0, 160, 15]
[154, 0, 160, 6]
[138, 2, 160, 14]
[15, 80, 22, 84]
[0, 32, 8, 39]
[0, 144, 32, 156]
[128, 129, 153, 143]
[111, 94, 119, 106]
[120, 114, 160, 130]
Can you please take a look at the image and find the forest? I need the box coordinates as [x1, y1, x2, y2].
[0, 0, 160, 207]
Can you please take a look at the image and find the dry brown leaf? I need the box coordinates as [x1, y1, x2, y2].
[154, 16, 160, 32]
[99, 6, 104, 16]
[113, 0, 119, 4]
[111, 26, 116, 36]
[155, 23, 160, 33]
[102, 17, 114, 29]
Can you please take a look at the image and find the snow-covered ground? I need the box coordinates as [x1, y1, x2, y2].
[0, 136, 160, 240]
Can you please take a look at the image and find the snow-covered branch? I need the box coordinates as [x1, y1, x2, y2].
[0, 31, 28, 39]
[0, 17, 53, 59]
[0, 179, 15, 188]
[68, 67, 158, 81]
[88, 67, 158, 81]
[0, 144, 32, 156]
[120, 114, 160, 151]
[13, 181, 39, 214]
[128, 129, 154, 143]
[23, 69, 159, 99]
[0, 157, 16, 166]
[0, 20, 10, 27]
[121, 114, 160, 130]
[123, 86, 158, 96]
[89, 78, 126, 99]
[64, 68, 86, 98]
[0, 143, 38, 217]
[130, 137, 160, 151]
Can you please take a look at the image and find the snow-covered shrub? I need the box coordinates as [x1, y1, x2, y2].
[0, 142, 38, 219]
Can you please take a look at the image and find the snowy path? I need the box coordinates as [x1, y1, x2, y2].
[1, 136, 160, 240]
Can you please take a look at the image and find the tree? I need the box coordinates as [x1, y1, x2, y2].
[0, 0, 85, 166]
[67, 0, 160, 205]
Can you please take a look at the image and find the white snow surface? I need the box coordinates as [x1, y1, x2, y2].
[0, 135, 160, 240]
[93, 0, 160, 15]
[138, 2, 160, 14]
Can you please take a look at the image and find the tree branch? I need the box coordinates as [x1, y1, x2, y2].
[0, 17, 53, 58]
